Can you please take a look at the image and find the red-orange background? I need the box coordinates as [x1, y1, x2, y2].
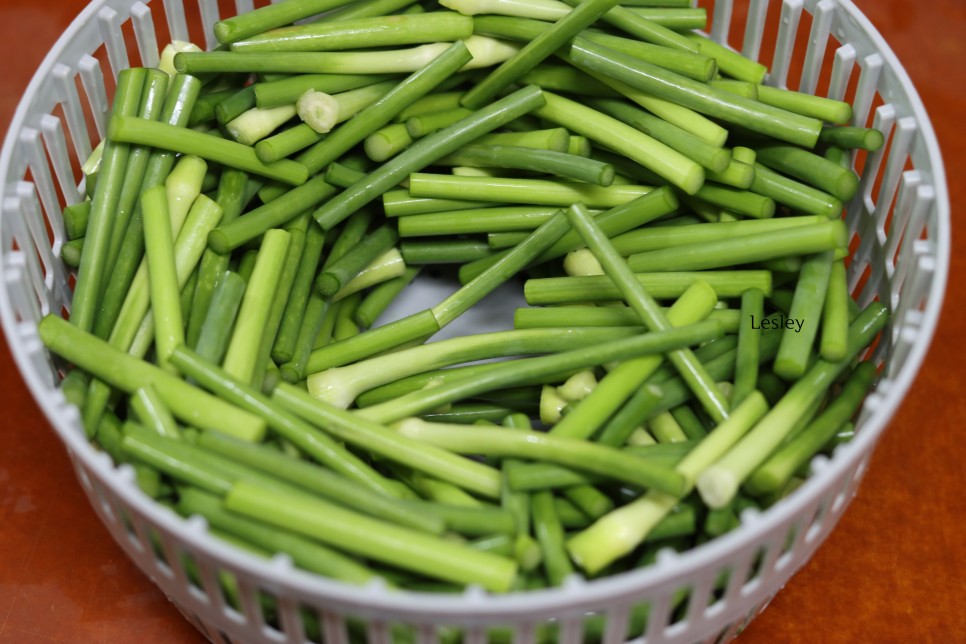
[0, 1, 963, 642]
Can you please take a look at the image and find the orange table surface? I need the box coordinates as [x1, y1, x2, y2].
[1, 1, 963, 642]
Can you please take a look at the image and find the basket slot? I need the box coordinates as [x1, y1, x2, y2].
[767, 0, 803, 89]
[22, 130, 62, 250]
[774, 506, 817, 570]
[850, 52, 883, 129]
[19, 318, 59, 391]
[844, 112, 897, 311]
[677, 571, 719, 639]
[617, 599, 652, 643]
[699, 567, 733, 625]
[850, 251, 884, 312]
[886, 310, 919, 380]
[513, 622, 540, 644]
[886, 172, 926, 292]
[413, 623, 441, 644]
[905, 247, 937, 327]
[193, 555, 248, 625]
[198, 0, 222, 50]
[132, 2, 161, 69]
[113, 492, 156, 563]
[319, 610, 350, 644]
[15, 190, 52, 314]
[708, 0, 733, 44]
[812, 459, 855, 521]
[3, 192, 46, 322]
[873, 115, 917, 242]
[234, 577, 278, 639]
[636, 548, 686, 642]
[865, 313, 891, 368]
[797, 0, 834, 95]
[79, 54, 110, 141]
[891, 191, 935, 329]
[361, 619, 391, 644]
[84, 466, 121, 525]
[52, 63, 95, 164]
[98, 6, 132, 78]
[826, 440, 876, 506]
[826, 42, 856, 102]
[855, 104, 897, 218]
[827, 480, 852, 519]
[276, 597, 311, 644]
[854, 379, 884, 428]
[850, 450, 872, 488]
[22, 132, 64, 258]
[847, 178, 891, 309]
[842, 212, 870, 268]
[802, 464, 834, 544]
[740, 0, 771, 62]
[40, 114, 84, 209]
[111, 471, 152, 552]
[556, 616, 585, 644]
[2, 256, 35, 329]
[726, 511, 766, 591]
[598, 605, 630, 644]
[460, 625, 488, 644]
[741, 536, 786, 598]
[164, 0, 191, 43]
[236, 0, 256, 17]
[15, 181, 71, 314]
[642, 590, 674, 642]
[155, 521, 205, 590]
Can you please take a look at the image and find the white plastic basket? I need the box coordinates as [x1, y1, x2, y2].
[0, 0, 948, 642]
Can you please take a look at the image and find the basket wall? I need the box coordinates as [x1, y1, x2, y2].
[0, 0, 947, 642]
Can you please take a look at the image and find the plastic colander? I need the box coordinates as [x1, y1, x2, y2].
[0, 0, 948, 642]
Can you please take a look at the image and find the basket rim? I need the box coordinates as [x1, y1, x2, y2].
[0, 0, 950, 619]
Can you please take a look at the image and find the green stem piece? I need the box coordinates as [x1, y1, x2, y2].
[231, 12, 474, 53]
[566, 392, 769, 573]
[272, 382, 504, 499]
[773, 250, 835, 381]
[40, 315, 266, 442]
[72, 68, 146, 332]
[129, 385, 182, 440]
[626, 220, 846, 272]
[461, 0, 622, 109]
[733, 288, 765, 407]
[140, 185, 185, 373]
[696, 302, 888, 508]
[312, 84, 548, 230]
[562, 203, 730, 423]
[296, 41, 473, 175]
[108, 115, 309, 186]
[194, 271, 247, 367]
[316, 224, 397, 297]
[524, 271, 773, 304]
[356, 321, 724, 424]
[214, 0, 359, 44]
[222, 229, 291, 386]
[745, 361, 877, 495]
[570, 38, 821, 147]
[820, 260, 850, 362]
[225, 480, 516, 592]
